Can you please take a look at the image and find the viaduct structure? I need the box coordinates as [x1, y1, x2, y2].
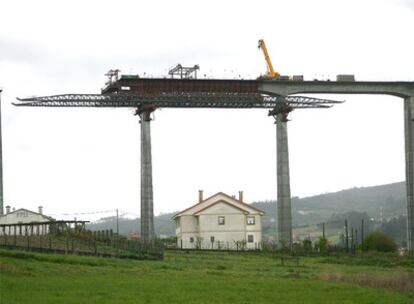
[260, 80, 414, 251]
[12, 77, 414, 251]
[0, 89, 3, 216]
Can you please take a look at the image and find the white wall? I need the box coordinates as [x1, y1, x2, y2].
[176, 200, 263, 250]
[0, 209, 51, 235]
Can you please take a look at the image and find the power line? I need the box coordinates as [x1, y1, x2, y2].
[48, 209, 117, 216]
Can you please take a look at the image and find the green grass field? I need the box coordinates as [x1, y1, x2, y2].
[0, 249, 413, 303]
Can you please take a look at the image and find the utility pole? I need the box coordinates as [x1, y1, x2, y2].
[351, 227, 354, 253]
[355, 229, 358, 248]
[361, 219, 364, 246]
[322, 222, 326, 239]
[116, 209, 119, 235]
[345, 220, 349, 253]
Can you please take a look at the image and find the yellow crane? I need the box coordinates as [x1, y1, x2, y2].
[258, 39, 280, 78]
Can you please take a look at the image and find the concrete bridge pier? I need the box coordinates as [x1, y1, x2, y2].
[274, 109, 293, 247]
[139, 110, 155, 243]
[0, 90, 3, 216]
[405, 96, 414, 251]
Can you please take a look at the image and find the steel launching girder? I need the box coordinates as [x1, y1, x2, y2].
[14, 93, 343, 110]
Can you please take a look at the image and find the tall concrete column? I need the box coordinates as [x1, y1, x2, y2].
[139, 110, 154, 243]
[404, 96, 414, 251]
[0, 90, 3, 216]
[275, 112, 292, 246]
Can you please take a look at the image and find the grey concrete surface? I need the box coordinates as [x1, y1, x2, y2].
[259, 80, 414, 97]
[140, 112, 155, 242]
[276, 112, 292, 246]
[405, 96, 414, 251]
[0, 90, 3, 215]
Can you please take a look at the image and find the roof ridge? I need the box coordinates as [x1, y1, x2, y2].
[172, 192, 264, 219]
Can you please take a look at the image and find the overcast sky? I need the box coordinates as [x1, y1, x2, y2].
[0, 0, 413, 221]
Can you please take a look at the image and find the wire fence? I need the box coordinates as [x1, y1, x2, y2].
[0, 229, 164, 260]
[170, 239, 262, 251]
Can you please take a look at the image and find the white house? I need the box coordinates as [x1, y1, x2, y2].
[173, 191, 264, 250]
[0, 205, 54, 235]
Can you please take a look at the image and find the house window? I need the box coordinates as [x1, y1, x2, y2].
[247, 216, 255, 225]
[247, 235, 254, 243]
[218, 216, 225, 225]
[210, 236, 215, 243]
[190, 237, 194, 243]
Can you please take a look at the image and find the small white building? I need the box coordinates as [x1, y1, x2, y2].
[0, 205, 53, 235]
[173, 191, 264, 250]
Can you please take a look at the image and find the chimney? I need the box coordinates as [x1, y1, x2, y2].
[38, 206, 43, 215]
[12, 207, 15, 212]
[238, 191, 243, 202]
[5, 205, 10, 214]
[198, 190, 203, 203]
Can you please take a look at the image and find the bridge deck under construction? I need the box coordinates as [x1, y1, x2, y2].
[15, 76, 341, 110]
[102, 76, 259, 94]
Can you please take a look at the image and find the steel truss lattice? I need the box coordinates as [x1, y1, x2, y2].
[14, 93, 343, 110]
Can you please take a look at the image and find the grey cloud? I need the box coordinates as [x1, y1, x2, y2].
[0, 36, 228, 87]
[396, 0, 414, 11]
[0, 37, 44, 64]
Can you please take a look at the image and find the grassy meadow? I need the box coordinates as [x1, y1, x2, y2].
[0, 249, 413, 303]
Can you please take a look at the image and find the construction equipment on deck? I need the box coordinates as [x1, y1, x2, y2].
[168, 64, 199, 79]
[258, 39, 280, 79]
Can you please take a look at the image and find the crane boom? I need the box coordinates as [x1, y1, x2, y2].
[258, 39, 280, 78]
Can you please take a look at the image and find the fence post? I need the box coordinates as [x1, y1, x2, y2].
[361, 219, 365, 249]
[350, 228, 354, 254]
[26, 229, 30, 251]
[345, 220, 349, 253]
[322, 222, 326, 239]
[355, 229, 358, 248]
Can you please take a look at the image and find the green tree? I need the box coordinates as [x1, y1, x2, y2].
[361, 231, 398, 253]
[302, 239, 313, 254]
[316, 237, 328, 253]
[379, 215, 407, 247]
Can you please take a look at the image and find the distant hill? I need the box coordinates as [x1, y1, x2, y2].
[252, 181, 406, 235]
[87, 212, 176, 237]
[87, 182, 407, 237]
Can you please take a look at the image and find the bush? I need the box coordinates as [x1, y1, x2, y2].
[315, 237, 328, 253]
[302, 239, 313, 254]
[361, 231, 398, 253]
